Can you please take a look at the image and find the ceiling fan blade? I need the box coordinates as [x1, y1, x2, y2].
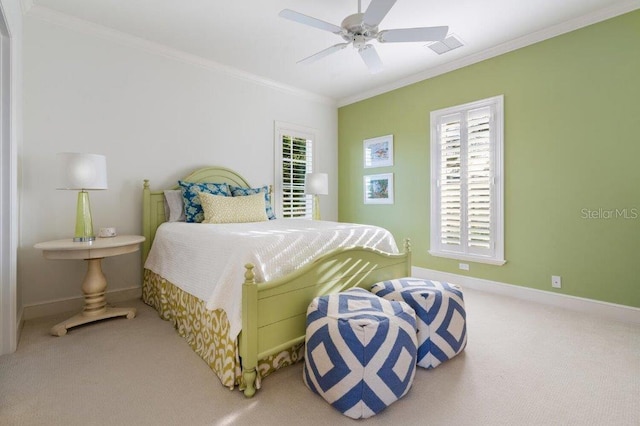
[358, 45, 383, 74]
[378, 26, 449, 43]
[363, 0, 397, 27]
[279, 9, 343, 34]
[298, 43, 350, 64]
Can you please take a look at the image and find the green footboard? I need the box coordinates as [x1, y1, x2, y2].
[239, 241, 411, 397]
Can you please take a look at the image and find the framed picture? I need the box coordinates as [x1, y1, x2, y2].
[363, 135, 393, 168]
[364, 173, 394, 204]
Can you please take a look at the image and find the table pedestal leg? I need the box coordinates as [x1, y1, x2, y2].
[50, 258, 136, 336]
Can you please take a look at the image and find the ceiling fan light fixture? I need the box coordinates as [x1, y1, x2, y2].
[353, 35, 368, 49]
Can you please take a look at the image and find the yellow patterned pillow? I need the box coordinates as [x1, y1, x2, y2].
[199, 191, 268, 224]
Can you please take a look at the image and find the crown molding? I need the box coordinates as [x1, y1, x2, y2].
[26, 5, 336, 107]
[338, 0, 640, 107]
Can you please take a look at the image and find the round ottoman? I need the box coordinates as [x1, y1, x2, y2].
[303, 288, 417, 419]
[371, 277, 467, 369]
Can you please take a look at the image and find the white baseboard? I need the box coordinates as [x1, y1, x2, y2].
[412, 267, 640, 325]
[23, 286, 142, 321]
[22, 273, 640, 325]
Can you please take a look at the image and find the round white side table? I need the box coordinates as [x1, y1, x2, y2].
[34, 235, 145, 336]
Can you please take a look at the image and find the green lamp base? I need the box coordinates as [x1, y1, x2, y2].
[312, 194, 321, 221]
[74, 191, 95, 242]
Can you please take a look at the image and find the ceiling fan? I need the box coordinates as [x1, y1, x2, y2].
[279, 0, 449, 74]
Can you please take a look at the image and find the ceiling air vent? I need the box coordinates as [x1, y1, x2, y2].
[427, 34, 464, 55]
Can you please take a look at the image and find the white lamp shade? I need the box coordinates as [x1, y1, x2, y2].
[56, 153, 108, 190]
[305, 173, 328, 195]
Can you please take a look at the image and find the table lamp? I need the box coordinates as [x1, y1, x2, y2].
[56, 153, 108, 242]
[305, 172, 328, 220]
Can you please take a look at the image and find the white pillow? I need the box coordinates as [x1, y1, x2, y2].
[199, 191, 268, 224]
[163, 189, 185, 222]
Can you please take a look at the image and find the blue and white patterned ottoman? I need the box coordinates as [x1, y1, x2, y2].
[303, 288, 417, 419]
[371, 277, 467, 369]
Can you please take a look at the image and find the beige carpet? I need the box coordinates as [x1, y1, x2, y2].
[1, 287, 638, 426]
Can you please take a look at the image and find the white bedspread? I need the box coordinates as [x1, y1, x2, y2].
[144, 219, 398, 339]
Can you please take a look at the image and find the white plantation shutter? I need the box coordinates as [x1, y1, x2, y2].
[281, 135, 313, 218]
[439, 113, 462, 248]
[430, 96, 504, 265]
[275, 123, 315, 219]
[466, 106, 492, 253]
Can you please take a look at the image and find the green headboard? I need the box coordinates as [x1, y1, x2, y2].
[142, 166, 252, 262]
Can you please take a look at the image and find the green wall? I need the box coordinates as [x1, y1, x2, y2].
[338, 10, 640, 308]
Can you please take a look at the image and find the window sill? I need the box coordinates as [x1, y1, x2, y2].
[428, 250, 507, 266]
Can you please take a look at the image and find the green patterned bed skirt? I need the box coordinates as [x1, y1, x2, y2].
[142, 269, 304, 390]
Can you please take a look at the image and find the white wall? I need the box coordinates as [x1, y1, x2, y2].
[20, 15, 338, 311]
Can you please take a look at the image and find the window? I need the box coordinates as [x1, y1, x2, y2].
[429, 95, 505, 265]
[275, 122, 315, 218]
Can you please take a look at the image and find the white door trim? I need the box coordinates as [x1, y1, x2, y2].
[0, 0, 17, 355]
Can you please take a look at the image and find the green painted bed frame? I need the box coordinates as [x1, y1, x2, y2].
[142, 166, 412, 397]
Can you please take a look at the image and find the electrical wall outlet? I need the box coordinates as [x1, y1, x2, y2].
[552, 275, 562, 288]
[459, 263, 469, 271]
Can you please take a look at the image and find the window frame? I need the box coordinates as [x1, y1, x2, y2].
[429, 95, 505, 265]
[274, 121, 316, 219]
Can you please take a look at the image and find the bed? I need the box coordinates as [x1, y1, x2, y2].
[141, 166, 411, 397]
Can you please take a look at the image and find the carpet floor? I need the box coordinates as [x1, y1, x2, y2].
[1, 287, 638, 425]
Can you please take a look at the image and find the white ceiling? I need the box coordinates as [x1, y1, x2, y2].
[27, 0, 640, 105]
